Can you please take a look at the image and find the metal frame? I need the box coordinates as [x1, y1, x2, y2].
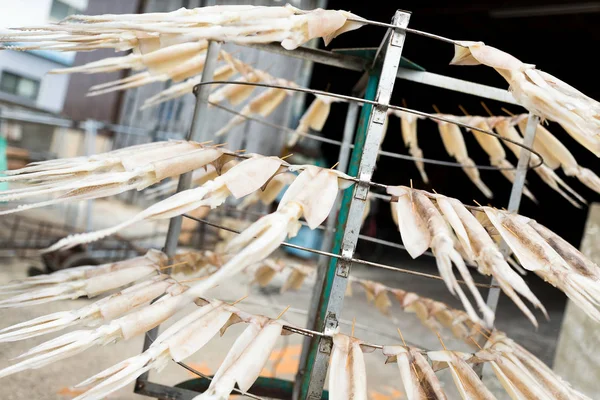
[126, 7, 539, 399]
[0, 8, 540, 398]
[125, 8, 538, 398]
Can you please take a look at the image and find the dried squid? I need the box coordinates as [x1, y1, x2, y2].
[388, 186, 494, 326]
[288, 95, 341, 147]
[0, 141, 225, 215]
[43, 155, 286, 252]
[0, 250, 168, 308]
[51, 40, 208, 75]
[0, 275, 178, 343]
[482, 207, 600, 321]
[74, 299, 236, 400]
[462, 115, 536, 202]
[383, 345, 446, 400]
[433, 116, 493, 198]
[451, 41, 600, 156]
[141, 52, 267, 109]
[351, 278, 394, 315]
[238, 172, 297, 209]
[428, 350, 496, 400]
[187, 166, 353, 299]
[391, 110, 428, 183]
[489, 115, 586, 207]
[440, 196, 547, 326]
[329, 333, 369, 400]
[0, 249, 165, 294]
[0, 283, 193, 379]
[215, 82, 297, 137]
[0, 5, 366, 52]
[517, 119, 600, 194]
[248, 258, 315, 292]
[484, 331, 592, 400]
[196, 316, 286, 399]
[387, 185, 563, 326]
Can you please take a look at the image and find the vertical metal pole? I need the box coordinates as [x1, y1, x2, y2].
[294, 100, 359, 400]
[318, 102, 360, 263]
[162, 40, 222, 258]
[485, 112, 539, 316]
[476, 113, 539, 381]
[298, 11, 410, 400]
[83, 120, 98, 242]
[506, 113, 540, 212]
[135, 40, 221, 390]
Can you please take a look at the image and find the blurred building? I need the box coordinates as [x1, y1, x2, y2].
[0, 0, 89, 113]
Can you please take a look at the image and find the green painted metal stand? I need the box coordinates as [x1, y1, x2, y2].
[173, 11, 412, 400]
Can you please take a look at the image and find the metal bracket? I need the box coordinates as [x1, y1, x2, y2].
[354, 172, 372, 201]
[390, 12, 411, 47]
[318, 337, 333, 354]
[335, 260, 350, 277]
[318, 314, 336, 356]
[324, 313, 338, 334]
[372, 105, 388, 124]
[336, 248, 353, 277]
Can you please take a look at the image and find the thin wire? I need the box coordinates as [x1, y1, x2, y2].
[212, 101, 515, 170]
[344, 16, 465, 47]
[182, 213, 498, 289]
[223, 299, 426, 349]
[286, 9, 462, 47]
[195, 80, 544, 170]
[210, 101, 346, 146]
[222, 205, 445, 264]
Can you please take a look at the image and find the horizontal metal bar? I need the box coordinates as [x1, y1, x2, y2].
[243, 43, 367, 72]
[229, 298, 424, 349]
[182, 214, 498, 289]
[246, 44, 519, 105]
[0, 107, 185, 139]
[396, 67, 519, 105]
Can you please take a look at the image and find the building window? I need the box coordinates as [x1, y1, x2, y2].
[0, 71, 40, 101]
[49, 0, 81, 21]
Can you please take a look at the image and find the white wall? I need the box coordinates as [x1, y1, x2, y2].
[0, 0, 53, 27]
[0, 51, 70, 113]
[0, 0, 90, 113]
[0, 0, 89, 27]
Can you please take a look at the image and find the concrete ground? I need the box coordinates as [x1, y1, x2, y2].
[0, 198, 579, 399]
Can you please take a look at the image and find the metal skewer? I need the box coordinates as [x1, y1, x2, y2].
[345, 16, 466, 47]
[211, 101, 526, 171]
[181, 213, 498, 289]
[195, 80, 545, 169]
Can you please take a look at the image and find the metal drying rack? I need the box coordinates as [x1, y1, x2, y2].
[133, 9, 540, 400]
